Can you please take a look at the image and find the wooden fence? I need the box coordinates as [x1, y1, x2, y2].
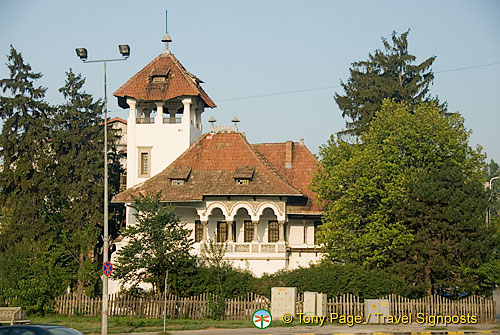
[54, 292, 269, 320]
[54, 292, 496, 322]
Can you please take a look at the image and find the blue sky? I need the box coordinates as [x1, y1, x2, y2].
[1, 0, 499, 163]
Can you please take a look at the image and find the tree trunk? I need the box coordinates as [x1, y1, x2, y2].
[425, 265, 432, 296]
[77, 252, 84, 296]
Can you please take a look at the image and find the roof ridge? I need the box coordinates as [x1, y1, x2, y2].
[240, 133, 303, 195]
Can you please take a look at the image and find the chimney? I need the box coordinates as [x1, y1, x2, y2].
[299, 138, 304, 145]
[285, 140, 293, 169]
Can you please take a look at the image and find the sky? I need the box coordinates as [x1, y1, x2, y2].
[1, 0, 499, 163]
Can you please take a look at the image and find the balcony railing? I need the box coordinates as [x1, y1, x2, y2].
[201, 242, 286, 254]
[163, 117, 182, 124]
[136, 117, 154, 124]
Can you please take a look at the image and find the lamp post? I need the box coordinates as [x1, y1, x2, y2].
[488, 176, 499, 226]
[76, 45, 130, 335]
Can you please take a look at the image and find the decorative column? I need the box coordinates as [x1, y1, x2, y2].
[252, 221, 259, 242]
[155, 102, 164, 124]
[201, 220, 208, 242]
[182, 98, 192, 126]
[278, 221, 285, 242]
[227, 221, 233, 242]
[303, 219, 308, 245]
[127, 99, 137, 125]
[126, 99, 136, 188]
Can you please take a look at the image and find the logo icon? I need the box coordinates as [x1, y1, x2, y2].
[252, 309, 272, 329]
[103, 261, 113, 276]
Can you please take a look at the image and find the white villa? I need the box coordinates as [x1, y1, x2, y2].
[109, 35, 323, 293]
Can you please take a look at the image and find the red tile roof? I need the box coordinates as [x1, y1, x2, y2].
[113, 132, 322, 214]
[108, 117, 127, 125]
[113, 53, 216, 108]
[252, 142, 322, 213]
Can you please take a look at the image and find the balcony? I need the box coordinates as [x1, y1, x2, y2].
[136, 117, 154, 124]
[163, 117, 182, 124]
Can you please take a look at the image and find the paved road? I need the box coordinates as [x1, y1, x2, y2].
[115, 323, 500, 335]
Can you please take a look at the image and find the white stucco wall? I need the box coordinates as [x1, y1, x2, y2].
[126, 96, 204, 189]
[109, 201, 322, 294]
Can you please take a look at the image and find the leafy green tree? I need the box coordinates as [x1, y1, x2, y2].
[335, 30, 443, 136]
[113, 193, 195, 295]
[484, 159, 500, 223]
[312, 100, 496, 294]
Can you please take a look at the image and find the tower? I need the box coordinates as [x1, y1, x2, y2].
[114, 34, 216, 188]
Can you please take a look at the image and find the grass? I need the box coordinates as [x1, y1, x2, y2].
[424, 326, 448, 330]
[29, 315, 252, 334]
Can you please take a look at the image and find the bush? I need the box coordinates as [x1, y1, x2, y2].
[254, 262, 410, 299]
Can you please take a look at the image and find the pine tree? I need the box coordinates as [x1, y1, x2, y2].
[335, 30, 443, 136]
[52, 69, 123, 296]
[394, 159, 496, 296]
[0, 46, 66, 313]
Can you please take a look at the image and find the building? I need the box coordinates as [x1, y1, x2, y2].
[109, 35, 323, 293]
[108, 117, 127, 190]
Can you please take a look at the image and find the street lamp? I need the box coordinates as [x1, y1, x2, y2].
[76, 45, 130, 335]
[487, 176, 499, 226]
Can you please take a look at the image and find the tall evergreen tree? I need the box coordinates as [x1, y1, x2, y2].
[52, 69, 123, 296]
[395, 159, 497, 296]
[335, 30, 443, 136]
[0, 46, 67, 313]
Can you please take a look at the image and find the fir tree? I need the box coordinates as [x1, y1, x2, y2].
[53, 69, 123, 296]
[0, 46, 66, 313]
[335, 30, 443, 136]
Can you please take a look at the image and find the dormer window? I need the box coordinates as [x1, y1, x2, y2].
[150, 69, 170, 84]
[152, 76, 167, 83]
[234, 166, 255, 185]
[168, 166, 191, 186]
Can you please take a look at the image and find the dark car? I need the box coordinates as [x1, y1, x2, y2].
[0, 325, 83, 335]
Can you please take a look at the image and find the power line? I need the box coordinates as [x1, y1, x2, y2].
[217, 85, 340, 102]
[435, 62, 500, 74]
[217, 61, 500, 102]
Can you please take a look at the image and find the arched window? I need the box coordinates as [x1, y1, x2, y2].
[268, 221, 279, 243]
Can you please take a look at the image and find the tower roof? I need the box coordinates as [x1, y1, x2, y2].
[113, 52, 216, 109]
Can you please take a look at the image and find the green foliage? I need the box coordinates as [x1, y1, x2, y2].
[335, 30, 444, 136]
[312, 100, 497, 295]
[0, 48, 123, 313]
[113, 193, 194, 294]
[203, 294, 226, 320]
[52, 69, 123, 296]
[255, 262, 408, 299]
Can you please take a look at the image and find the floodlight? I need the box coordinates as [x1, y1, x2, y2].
[119, 45, 130, 58]
[75, 48, 88, 60]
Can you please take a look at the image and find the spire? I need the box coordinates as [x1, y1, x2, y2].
[161, 9, 172, 54]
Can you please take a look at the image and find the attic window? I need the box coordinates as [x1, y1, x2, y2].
[152, 76, 167, 83]
[234, 166, 255, 185]
[168, 166, 191, 186]
[236, 179, 249, 185]
[151, 69, 170, 83]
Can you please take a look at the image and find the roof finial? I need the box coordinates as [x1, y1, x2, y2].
[161, 9, 172, 54]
